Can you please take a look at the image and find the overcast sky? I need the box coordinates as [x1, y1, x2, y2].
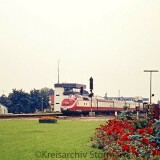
[0, 0, 160, 102]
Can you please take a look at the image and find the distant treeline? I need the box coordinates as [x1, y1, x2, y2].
[0, 88, 54, 114]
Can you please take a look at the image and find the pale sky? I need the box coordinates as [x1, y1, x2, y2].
[0, 0, 160, 102]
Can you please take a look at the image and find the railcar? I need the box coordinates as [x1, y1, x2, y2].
[61, 95, 143, 114]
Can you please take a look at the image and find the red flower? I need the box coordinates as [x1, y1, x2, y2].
[141, 138, 150, 144]
[117, 141, 122, 145]
[141, 133, 146, 136]
[104, 158, 108, 160]
[130, 147, 138, 156]
[122, 144, 130, 152]
[120, 134, 130, 141]
[147, 128, 153, 134]
[106, 130, 112, 135]
[129, 125, 135, 132]
[152, 150, 157, 156]
[150, 142, 157, 147]
[138, 128, 146, 134]
[148, 121, 153, 127]
[151, 150, 160, 156]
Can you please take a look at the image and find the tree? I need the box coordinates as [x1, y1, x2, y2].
[39, 88, 51, 110]
[30, 88, 52, 112]
[30, 89, 41, 112]
[40, 87, 54, 96]
[1, 87, 54, 114]
[8, 89, 32, 114]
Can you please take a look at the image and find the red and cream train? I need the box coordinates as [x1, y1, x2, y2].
[61, 95, 143, 113]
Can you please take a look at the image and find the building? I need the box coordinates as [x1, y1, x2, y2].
[0, 104, 8, 114]
[49, 94, 54, 112]
[53, 83, 86, 112]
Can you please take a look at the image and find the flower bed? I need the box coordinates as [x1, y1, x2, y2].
[39, 116, 57, 124]
[91, 115, 160, 160]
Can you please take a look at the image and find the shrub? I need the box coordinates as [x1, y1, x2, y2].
[39, 116, 57, 123]
[91, 118, 160, 160]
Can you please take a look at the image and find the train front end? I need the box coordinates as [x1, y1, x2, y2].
[61, 98, 77, 112]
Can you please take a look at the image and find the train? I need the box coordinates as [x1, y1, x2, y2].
[61, 95, 144, 114]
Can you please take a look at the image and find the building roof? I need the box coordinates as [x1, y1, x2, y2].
[0, 103, 8, 109]
[54, 83, 86, 89]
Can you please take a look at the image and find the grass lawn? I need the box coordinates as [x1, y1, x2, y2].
[0, 119, 105, 160]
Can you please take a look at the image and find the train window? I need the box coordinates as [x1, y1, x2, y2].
[56, 103, 60, 104]
[56, 95, 60, 96]
[83, 97, 89, 100]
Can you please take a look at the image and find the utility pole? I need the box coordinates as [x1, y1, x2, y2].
[41, 98, 44, 112]
[144, 70, 158, 104]
[118, 90, 120, 99]
[58, 60, 60, 83]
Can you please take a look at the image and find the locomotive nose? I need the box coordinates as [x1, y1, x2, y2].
[62, 99, 75, 106]
[61, 98, 76, 112]
[62, 101, 70, 105]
